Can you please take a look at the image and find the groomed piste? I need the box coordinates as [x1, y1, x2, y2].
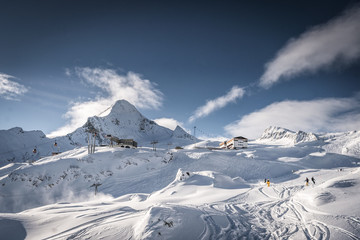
[0, 130, 360, 239]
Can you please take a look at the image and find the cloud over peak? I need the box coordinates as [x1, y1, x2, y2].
[75, 67, 163, 110]
[154, 118, 184, 131]
[259, 4, 360, 88]
[48, 67, 163, 137]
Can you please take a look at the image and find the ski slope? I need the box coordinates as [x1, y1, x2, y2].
[0, 135, 360, 239]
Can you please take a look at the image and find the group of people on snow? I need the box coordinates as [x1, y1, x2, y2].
[264, 177, 316, 187]
[305, 177, 316, 186]
[264, 178, 270, 187]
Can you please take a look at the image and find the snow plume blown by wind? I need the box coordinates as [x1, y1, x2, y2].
[0, 73, 28, 101]
[225, 95, 360, 139]
[48, 67, 163, 137]
[259, 4, 360, 88]
[189, 86, 245, 123]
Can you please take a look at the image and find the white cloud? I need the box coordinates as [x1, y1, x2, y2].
[189, 86, 245, 123]
[197, 135, 228, 142]
[154, 118, 183, 130]
[48, 99, 114, 137]
[64, 68, 71, 77]
[224, 95, 360, 139]
[75, 67, 163, 110]
[0, 73, 28, 100]
[259, 5, 360, 88]
[48, 68, 163, 137]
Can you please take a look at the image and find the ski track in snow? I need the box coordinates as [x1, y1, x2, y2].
[1, 156, 360, 239]
[1, 138, 360, 238]
[2, 102, 360, 239]
[190, 182, 359, 240]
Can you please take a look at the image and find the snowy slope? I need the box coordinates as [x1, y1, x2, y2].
[1, 104, 360, 239]
[0, 127, 75, 167]
[0, 134, 360, 239]
[321, 130, 360, 157]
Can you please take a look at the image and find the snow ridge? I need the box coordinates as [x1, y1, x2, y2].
[322, 130, 360, 157]
[172, 125, 193, 139]
[258, 126, 318, 145]
[0, 127, 75, 166]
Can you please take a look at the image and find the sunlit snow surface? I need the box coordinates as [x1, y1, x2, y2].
[1, 136, 360, 239]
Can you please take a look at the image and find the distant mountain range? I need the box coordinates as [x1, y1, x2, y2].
[257, 126, 319, 145]
[1, 100, 360, 166]
[256, 126, 360, 157]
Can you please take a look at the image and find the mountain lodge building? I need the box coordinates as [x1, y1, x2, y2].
[220, 136, 248, 149]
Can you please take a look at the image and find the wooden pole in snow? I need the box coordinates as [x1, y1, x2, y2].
[88, 132, 90, 154]
[92, 133, 96, 153]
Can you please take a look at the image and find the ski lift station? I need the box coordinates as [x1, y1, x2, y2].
[106, 135, 137, 148]
[116, 139, 137, 148]
[220, 136, 248, 149]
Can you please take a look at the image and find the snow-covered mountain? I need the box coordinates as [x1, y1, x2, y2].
[0, 127, 75, 167]
[256, 126, 360, 158]
[66, 100, 180, 146]
[322, 130, 360, 157]
[1, 102, 360, 239]
[172, 125, 193, 139]
[0, 127, 47, 164]
[257, 126, 319, 145]
[0, 100, 196, 166]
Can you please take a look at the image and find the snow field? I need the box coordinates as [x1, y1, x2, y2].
[0, 137, 360, 239]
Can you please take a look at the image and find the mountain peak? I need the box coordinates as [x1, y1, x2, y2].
[173, 125, 193, 139]
[261, 126, 294, 138]
[109, 99, 140, 116]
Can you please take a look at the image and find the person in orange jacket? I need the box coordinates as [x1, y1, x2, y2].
[305, 177, 309, 186]
[267, 179, 270, 187]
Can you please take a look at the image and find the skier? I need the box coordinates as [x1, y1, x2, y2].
[305, 177, 309, 186]
[264, 178, 267, 183]
[267, 179, 270, 187]
[311, 177, 315, 184]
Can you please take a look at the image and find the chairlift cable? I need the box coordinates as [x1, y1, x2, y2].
[0, 138, 63, 156]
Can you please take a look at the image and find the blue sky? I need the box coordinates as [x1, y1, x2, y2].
[1, 0, 360, 139]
